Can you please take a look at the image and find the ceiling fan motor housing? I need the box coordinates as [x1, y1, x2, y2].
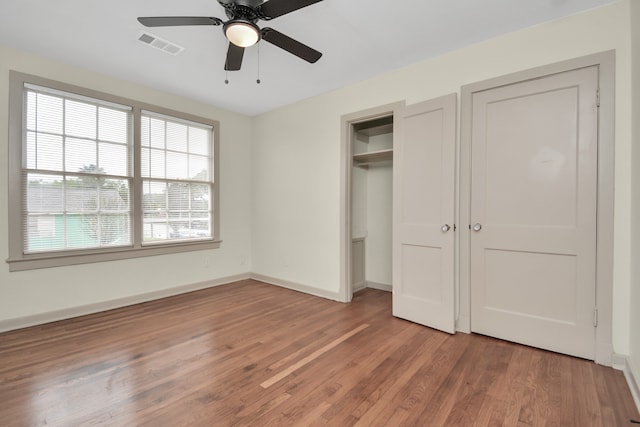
[220, 0, 262, 22]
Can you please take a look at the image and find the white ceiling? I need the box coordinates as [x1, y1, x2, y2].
[0, 0, 618, 116]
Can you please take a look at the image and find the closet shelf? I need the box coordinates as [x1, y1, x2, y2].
[353, 116, 393, 137]
[353, 149, 393, 167]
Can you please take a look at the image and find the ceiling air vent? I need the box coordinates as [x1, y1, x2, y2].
[138, 32, 184, 55]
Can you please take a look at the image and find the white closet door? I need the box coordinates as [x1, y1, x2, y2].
[469, 66, 598, 359]
[392, 94, 456, 333]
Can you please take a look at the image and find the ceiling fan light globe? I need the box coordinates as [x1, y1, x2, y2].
[225, 21, 260, 47]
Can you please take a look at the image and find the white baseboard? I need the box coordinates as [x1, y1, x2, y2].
[366, 281, 392, 292]
[0, 273, 345, 334]
[611, 353, 627, 370]
[250, 273, 342, 301]
[0, 273, 251, 333]
[626, 358, 640, 413]
[613, 353, 640, 413]
[353, 281, 367, 293]
[596, 342, 614, 367]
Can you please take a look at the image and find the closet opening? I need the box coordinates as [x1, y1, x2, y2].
[340, 102, 403, 302]
[351, 116, 393, 295]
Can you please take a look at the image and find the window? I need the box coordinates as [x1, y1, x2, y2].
[23, 84, 132, 254]
[8, 72, 220, 271]
[141, 112, 213, 244]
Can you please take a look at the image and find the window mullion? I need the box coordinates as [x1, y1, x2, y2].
[62, 101, 68, 251]
[33, 93, 38, 170]
[132, 106, 143, 249]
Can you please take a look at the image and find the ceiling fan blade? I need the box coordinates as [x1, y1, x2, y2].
[137, 17, 224, 27]
[261, 28, 322, 63]
[258, 0, 323, 20]
[224, 43, 245, 71]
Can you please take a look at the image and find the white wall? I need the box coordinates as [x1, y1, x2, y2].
[0, 45, 254, 329]
[251, 99, 341, 292]
[629, 0, 640, 404]
[251, 1, 633, 354]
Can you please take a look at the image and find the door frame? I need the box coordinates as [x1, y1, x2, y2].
[339, 101, 404, 302]
[459, 50, 615, 365]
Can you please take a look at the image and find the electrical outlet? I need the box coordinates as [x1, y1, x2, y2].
[203, 255, 212, 268]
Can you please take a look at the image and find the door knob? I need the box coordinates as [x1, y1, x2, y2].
[441, 224, 451, 232]
[473, 223, 482, 232]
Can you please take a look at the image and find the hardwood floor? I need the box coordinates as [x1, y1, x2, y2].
[0, 279, 638, 426]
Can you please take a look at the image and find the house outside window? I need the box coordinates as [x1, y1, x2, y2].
[7, 71, 220, 271]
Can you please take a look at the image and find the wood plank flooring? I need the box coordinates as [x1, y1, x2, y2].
[0, 279, 638, 426]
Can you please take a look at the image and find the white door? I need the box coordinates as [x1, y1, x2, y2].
[469, 67, 598, 359]
[392, 94, 456, 334]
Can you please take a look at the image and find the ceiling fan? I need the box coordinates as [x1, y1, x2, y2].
[138, 0, 324, 71]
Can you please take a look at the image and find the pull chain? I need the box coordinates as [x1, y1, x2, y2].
[225, 70, 229, 85]
[256, 43, 261, 84]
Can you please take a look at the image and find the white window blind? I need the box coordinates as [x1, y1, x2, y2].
[141, 111, 213, 243]
[23, 85, 132, 253]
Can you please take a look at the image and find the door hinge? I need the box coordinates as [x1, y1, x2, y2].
[453, 224, 457, 231]
[596, 88, 600, 108]
[593, 308, 598, 327]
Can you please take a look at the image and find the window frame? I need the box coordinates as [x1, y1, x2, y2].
[7, 71, 220, 271]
